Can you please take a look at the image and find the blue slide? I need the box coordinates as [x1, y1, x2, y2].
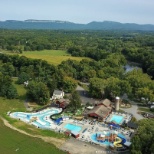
[118, 135, 126, 144]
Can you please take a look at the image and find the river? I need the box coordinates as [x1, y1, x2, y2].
[124, 62, 141, 73]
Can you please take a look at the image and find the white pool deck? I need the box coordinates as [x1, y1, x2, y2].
[105, 112, 132, 124]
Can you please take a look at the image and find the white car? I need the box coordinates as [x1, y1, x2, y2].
[150, 105, 154, 109]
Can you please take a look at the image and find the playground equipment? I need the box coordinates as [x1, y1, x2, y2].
[96, 132, 126, 148]
[96, 133, 118, 142]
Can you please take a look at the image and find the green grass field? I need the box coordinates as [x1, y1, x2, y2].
[0, 79, 67, 154]
[12, 78, 27, 100]
[0, 119, 66, 154]
[21, 50, 89, 65]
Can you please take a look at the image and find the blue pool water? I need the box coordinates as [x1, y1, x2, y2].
[64, 123, 82, 132]
[11, 108, 60, 128]
[91, 132, 126, 146]
[109, 115, 124, 124]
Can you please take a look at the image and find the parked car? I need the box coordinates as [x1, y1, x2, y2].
[150, 105, 154, 109]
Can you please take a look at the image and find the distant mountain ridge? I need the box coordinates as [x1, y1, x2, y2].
[0, 20, 154, 31]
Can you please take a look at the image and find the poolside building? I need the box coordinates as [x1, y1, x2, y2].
[56, 98, 70, 109]
[127, 121, 138, 129]
[71, 131, 80, 138]
[98, 99, 112, 107]
[86, 104, 112, 121]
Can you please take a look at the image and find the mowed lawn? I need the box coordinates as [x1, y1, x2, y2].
[21, 50, 89, 65]
[0, 119, 66, 154]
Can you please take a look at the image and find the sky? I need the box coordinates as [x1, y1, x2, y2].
[0, 0, 154, 24]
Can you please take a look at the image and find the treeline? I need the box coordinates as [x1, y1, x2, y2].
[0, 54, 77, 104]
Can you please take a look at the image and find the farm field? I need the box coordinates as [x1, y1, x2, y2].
[20, 50, 89, 65]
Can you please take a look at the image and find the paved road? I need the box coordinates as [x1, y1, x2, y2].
[121, 104, 144, 121]
[76, 85, 100, 105]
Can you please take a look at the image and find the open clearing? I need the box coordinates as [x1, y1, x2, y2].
[0, 118, 66, 154]
[21, 50, 89, 65]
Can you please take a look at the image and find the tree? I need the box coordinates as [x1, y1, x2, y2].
[1, 85, 18, 99]
[125, 69, 153, 99]
[89, 77, 131, 99]
[1, 63, 15, 77]
[46, 78, 57, 96]
[131, 119, 154, 154]
[136, 87, 154, 103]
[63, 77, 77, 93]
[17, 72, 30, 84]
[0, 73, 18, 99]
[27, 81, 50, 105]
[69, 91, 81, 112]
[89, 78, 106, 98]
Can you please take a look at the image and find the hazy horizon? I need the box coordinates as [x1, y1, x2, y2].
[1, 0, 154, 24]
[1, 19, 154, 26]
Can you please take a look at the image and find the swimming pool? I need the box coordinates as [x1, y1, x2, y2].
[91, 132, 126, 146]
[10, 108, 61, 128]
[64, 123, 82, 132]
[109, 115, 124, 124]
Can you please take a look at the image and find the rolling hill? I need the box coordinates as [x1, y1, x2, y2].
[0, 20, 154, 31]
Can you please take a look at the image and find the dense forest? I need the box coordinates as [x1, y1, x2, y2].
[0, 29, 154, 77]
[131, 119, 154, 154]
[0, 29, 154, 103]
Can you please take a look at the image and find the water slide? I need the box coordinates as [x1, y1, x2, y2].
[118, 136, 126, 144]
[113, 137, 123, 148]
[50, 109, 63, 120]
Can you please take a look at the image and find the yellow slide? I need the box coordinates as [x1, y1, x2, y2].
[114, 137, 123, 148]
